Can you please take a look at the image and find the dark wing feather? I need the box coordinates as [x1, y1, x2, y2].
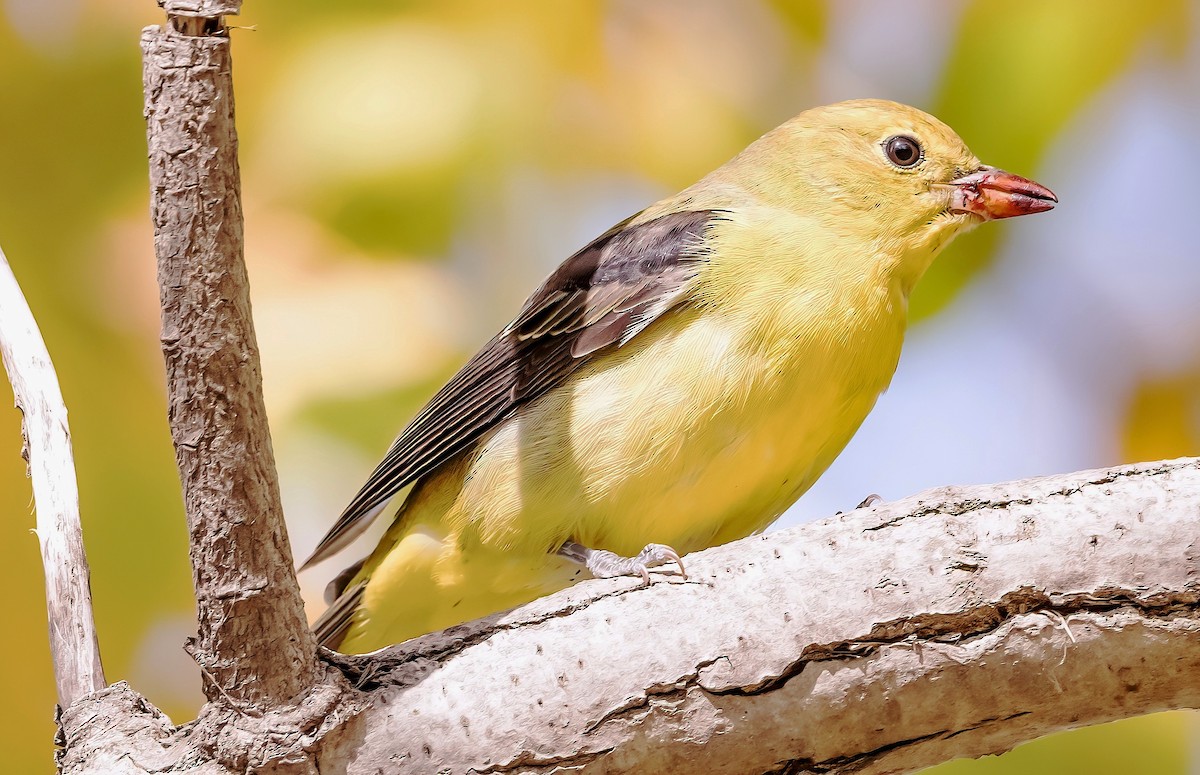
[299, 209, 720, 570]
[312, 579, 365, 649]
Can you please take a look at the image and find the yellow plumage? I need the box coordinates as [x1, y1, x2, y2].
[307, 99, 1056, 653]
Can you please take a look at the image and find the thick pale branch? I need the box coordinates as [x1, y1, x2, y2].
[320, 457, 1199, 773]
[0, 245, 105, 708]
[141, 17, 319, 707]
[55, 458, 1200, 774]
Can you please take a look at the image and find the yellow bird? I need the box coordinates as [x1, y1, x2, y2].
[303, 99, 1055, 654]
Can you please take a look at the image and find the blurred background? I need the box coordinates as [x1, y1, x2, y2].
[1, 0, 1197, 771]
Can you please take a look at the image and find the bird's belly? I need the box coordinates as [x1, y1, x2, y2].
[455, 307, 894, 558]
[570, 364, 879, 555]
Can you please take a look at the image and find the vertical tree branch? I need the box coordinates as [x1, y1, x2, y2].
[0, 245, 105, 707]
[141, 4, 319, 708]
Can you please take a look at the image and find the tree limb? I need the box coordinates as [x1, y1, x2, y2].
[55, 458, 1200, 773]
[0, 244, 105, 709]
[141, 9, 319, 708]
[318, 457, 1200, 773]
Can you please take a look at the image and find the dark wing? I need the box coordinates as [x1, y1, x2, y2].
[312, 578, 364, 649]
[299, 209, 721, 570]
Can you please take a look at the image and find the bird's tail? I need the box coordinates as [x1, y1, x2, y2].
[312, 575, 366, 650]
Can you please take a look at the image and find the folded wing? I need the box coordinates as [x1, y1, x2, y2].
[299, 208, 721, 570]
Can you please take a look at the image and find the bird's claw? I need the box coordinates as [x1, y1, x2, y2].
[631, 543, 687, 585]
[857, 493, 883, 509]
[559, 540, 686, 584]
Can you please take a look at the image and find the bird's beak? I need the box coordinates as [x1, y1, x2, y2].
[947, 166, 1057, 220]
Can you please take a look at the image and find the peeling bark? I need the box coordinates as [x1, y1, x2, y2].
[54, 458, 1200, 774]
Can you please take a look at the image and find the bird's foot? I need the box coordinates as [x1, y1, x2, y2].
[857, 493, 883, 509]
[836, 493, 884, 515]
[557, 541, 686, 586]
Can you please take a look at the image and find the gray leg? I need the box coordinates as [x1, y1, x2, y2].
[557, 541, 686, 585]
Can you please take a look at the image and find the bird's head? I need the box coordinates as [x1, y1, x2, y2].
[724, 99, 1056, 290]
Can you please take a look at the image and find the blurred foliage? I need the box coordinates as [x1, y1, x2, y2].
[928, 711, 1193, 775]
[1122, 370, 1200, 462]
[0, 1, 1196, 773]
[914, 0, 1189, 321]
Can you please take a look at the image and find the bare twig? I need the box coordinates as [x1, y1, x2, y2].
[0, 245, 105, 707]
[141, 8, 319, 707]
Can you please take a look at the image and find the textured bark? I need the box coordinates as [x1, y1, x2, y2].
[141, 20, 319, 708]
[0, 245, 105, 708]
[54, 459, 1200, 774]
[162, 0, 243, 16]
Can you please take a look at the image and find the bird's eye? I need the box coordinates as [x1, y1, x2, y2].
[884, 135, 922, 168]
